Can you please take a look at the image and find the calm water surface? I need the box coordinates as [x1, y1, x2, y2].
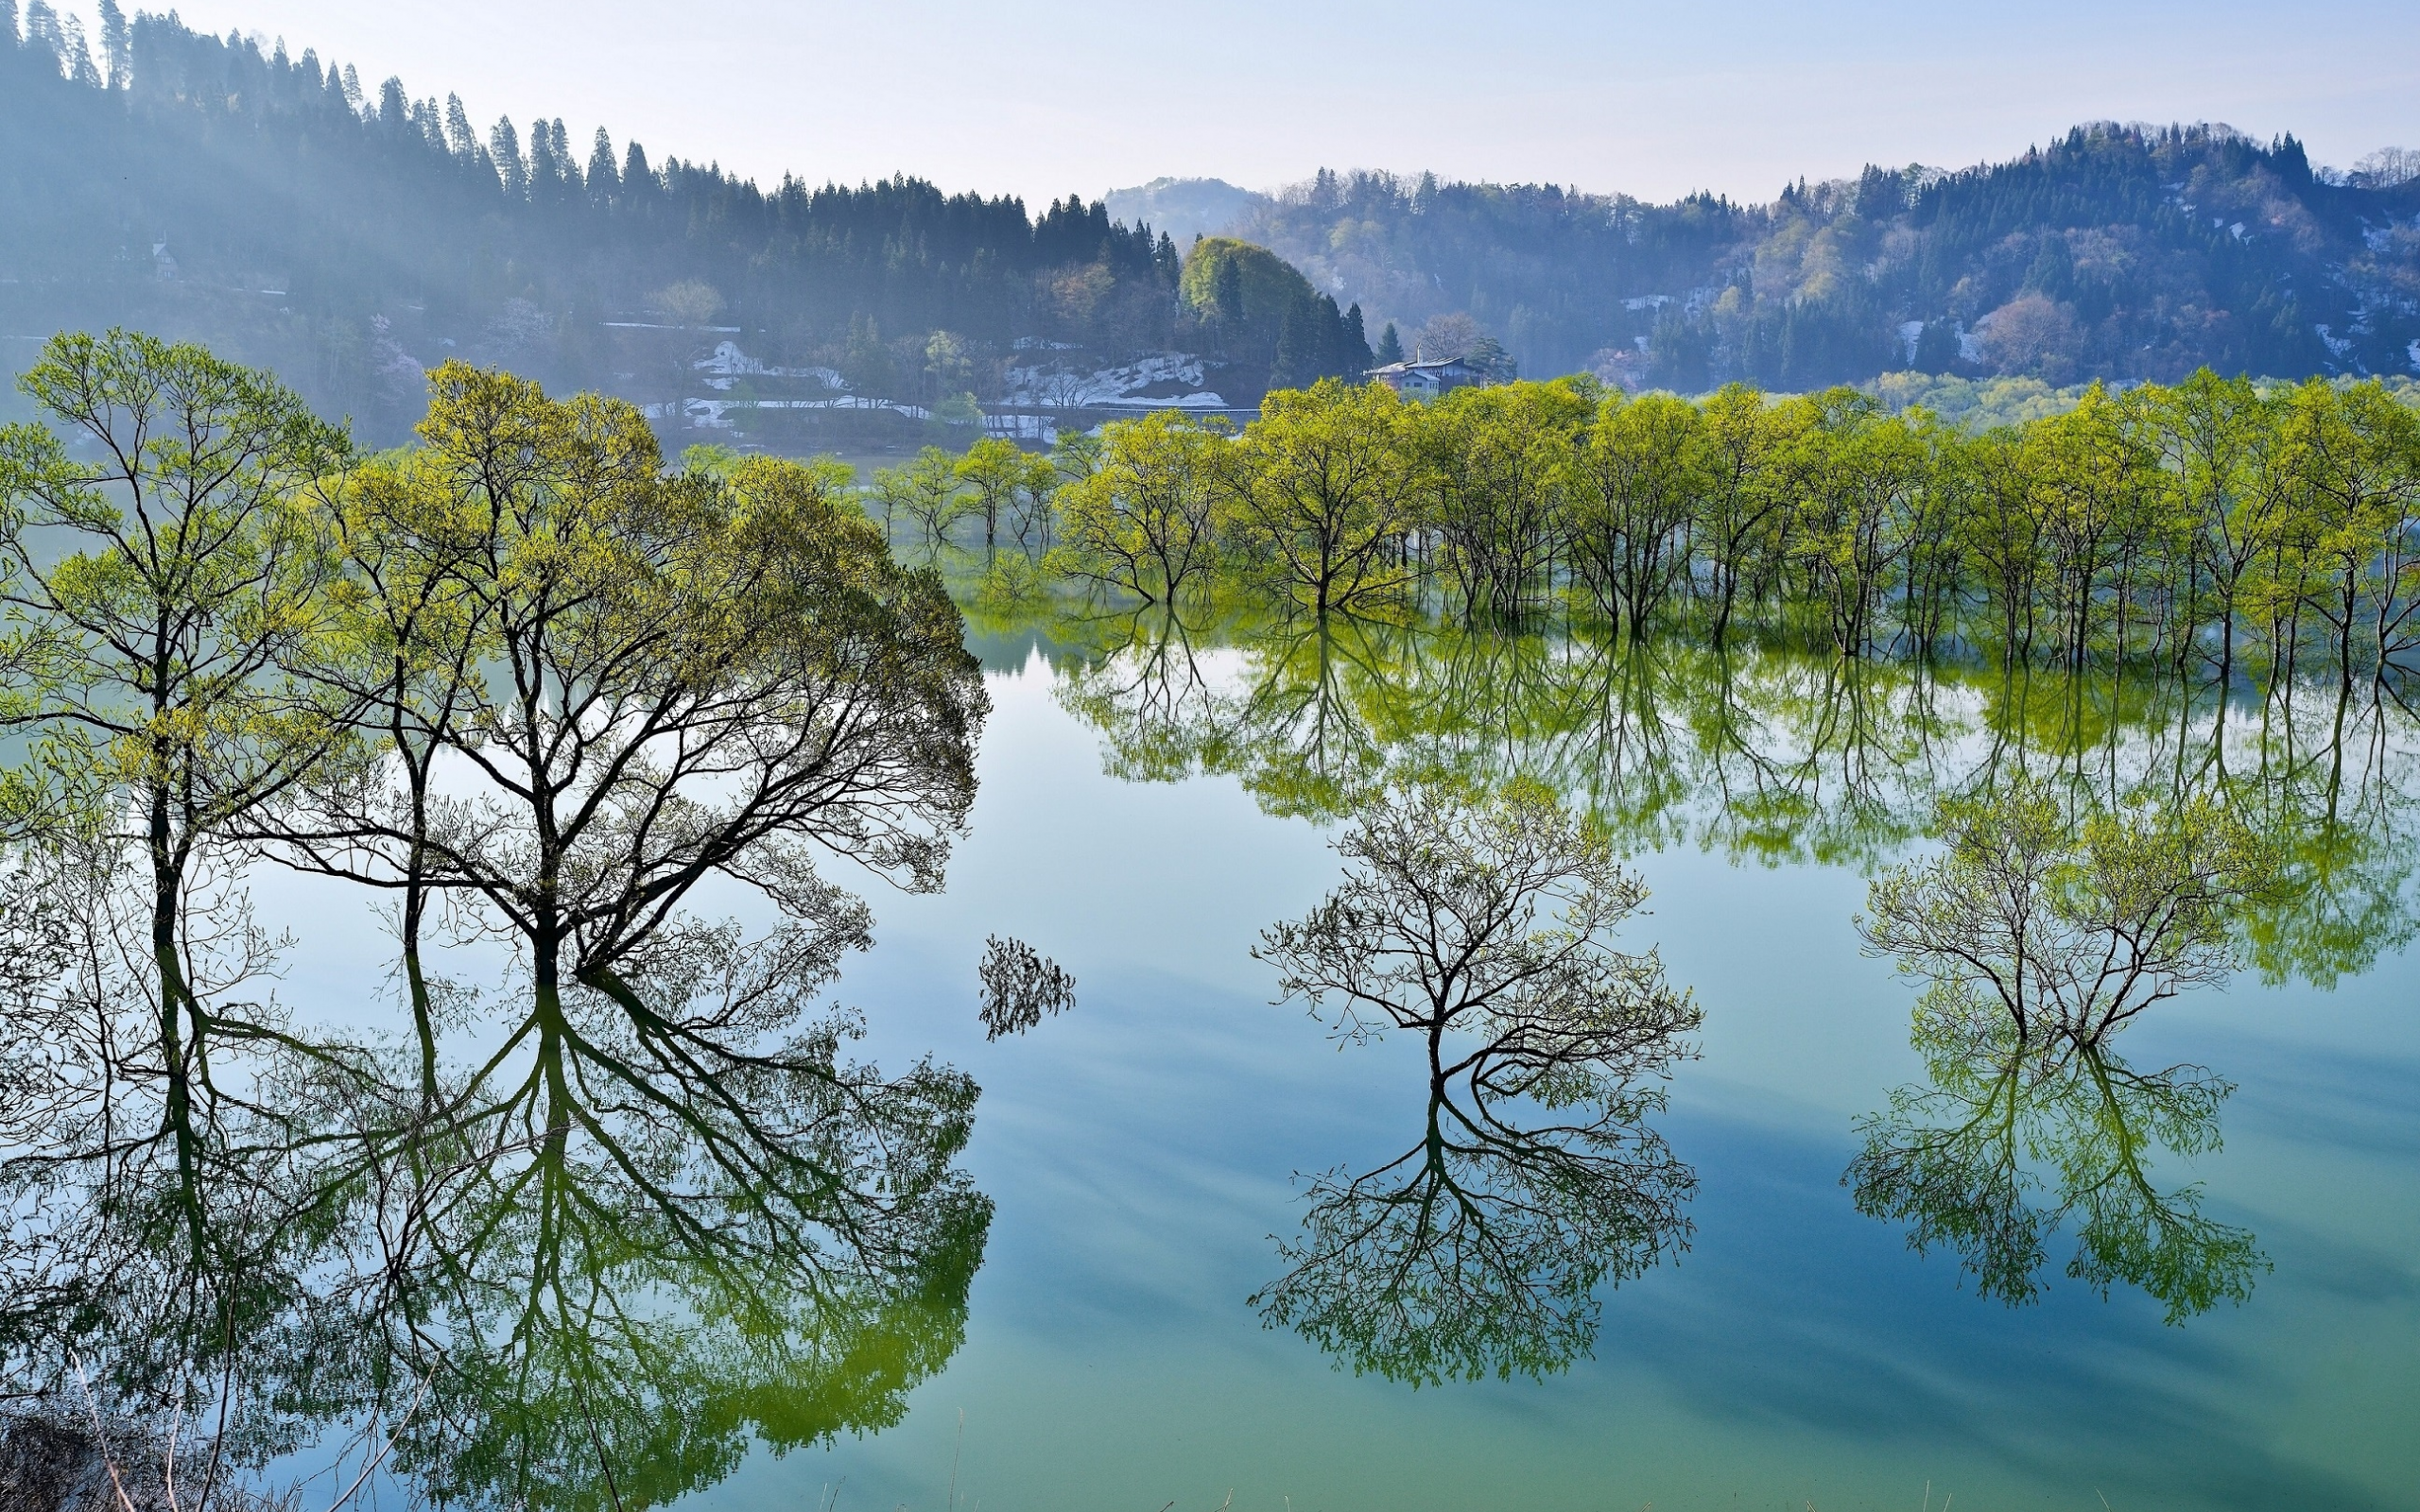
[551, 616, 2420, 1512]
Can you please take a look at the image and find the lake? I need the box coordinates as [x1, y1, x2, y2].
[17, 605, 2420, 1512]
[673, 610, 2419, 1512]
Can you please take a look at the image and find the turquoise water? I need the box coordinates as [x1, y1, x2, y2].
[56, 608, 2418, 1512]
[614, 626, 2420, 1512]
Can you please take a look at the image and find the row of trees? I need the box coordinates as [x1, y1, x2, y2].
[1032, 371, 2420, 694]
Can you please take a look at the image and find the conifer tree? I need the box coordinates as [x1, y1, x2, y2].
[549, 119, 578, 193]
[443, 93, 475, 159]
[1340, 301, 1373, 377]
[1374, 321, 1404, 366]
[60, 10, 95, 85]
[1272, 296, 1320, 389]
[527, 108, 559, 192]
[1213, 256, 1245, 331]
[490, 116, 526, 198]
[587, 127, 619, 204]
[96, 0, 128, 85]
[22, 0, 58, 70]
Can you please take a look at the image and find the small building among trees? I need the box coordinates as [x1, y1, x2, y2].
[1364, 357, 1486, 397]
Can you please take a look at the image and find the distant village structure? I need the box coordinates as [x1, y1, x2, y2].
[1364, 358, 1487, 397]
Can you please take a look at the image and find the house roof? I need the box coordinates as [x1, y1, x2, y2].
[1365, 358, 1479, 380]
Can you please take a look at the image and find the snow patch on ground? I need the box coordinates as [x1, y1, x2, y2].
[694, 340, 842, 390]
[1003, 352, 1225, 408]
[646, 395, 1056, 442]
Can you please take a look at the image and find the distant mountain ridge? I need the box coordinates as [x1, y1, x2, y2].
[1207, 131, 2420, 390]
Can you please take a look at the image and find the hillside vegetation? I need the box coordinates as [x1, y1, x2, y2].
[1228, 131, 2420, 389]
[6, 6, 2417, 441]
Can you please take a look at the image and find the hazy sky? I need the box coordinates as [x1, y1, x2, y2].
[145, 0, 2420, 207]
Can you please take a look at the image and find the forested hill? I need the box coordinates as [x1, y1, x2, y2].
[8, 8, 2420, 441]
[1224, 130, 2420, 390]
[0, 8, 1248, 438]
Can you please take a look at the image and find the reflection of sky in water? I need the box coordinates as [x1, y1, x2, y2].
[524, 649, 2420, 1512]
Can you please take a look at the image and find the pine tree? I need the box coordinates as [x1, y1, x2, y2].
[1272, 295, 1319, 389]
[587, 128, 619, 205]
[622, 141, 654, 202]
[1213, 254, 1244, 330]
[60, 10, 96, 85]
[96, 0, 129, 85]
[550, 120, 579, 193]
[490, 116, 527, 198]
[1374, 321, 1404, 366]
[443, 94, 476, 160]
[0, 0, 18, 49]
[22, 0, 58, 71]
[527, 110, 559, 198]
[376, 76, 407, 132]
[1340, 301, 1373, 377]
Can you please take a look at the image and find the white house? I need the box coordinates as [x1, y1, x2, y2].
[1365, 357, 1485, 397]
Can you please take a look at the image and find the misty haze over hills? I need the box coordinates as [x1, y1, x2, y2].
[1119, 136, 2420, 393]
[6, 5, 2418, 446]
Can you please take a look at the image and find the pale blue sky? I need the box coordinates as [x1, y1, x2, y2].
[150, 0, 2420, 206]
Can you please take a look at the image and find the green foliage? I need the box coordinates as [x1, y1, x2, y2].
[0, 329, 354, 1236]
[1860, 779, 2279, 1049]
[1049, 411, 1226, 605]
[1850, 1033, 2265, 1324]
[0, 335, 1004, 1510]
[1035, 368, 2420, 700]
[1229, 379, 1423, 613]
[1868, 372, 2091, 431]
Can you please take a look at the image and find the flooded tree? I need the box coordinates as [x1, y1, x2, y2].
[1251, 780, 1699, 1382]
[977, 935, 1076, 1040]
[0, 347, 1003, 1511]
[1858, 779, 2278, 1048]
[0, 331, 356, 1246]
[1850, 782, 2286, 1319]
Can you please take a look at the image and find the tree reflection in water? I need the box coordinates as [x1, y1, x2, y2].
[1848, 1011, 2262, 1325]
[1052, 606, 2420, 983]
[1252, 781, 1699, 1383]
[0, 838, 985, 1511]
[1852, 780, 2280, 1320]
[1053, 604, 2420, 1326]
